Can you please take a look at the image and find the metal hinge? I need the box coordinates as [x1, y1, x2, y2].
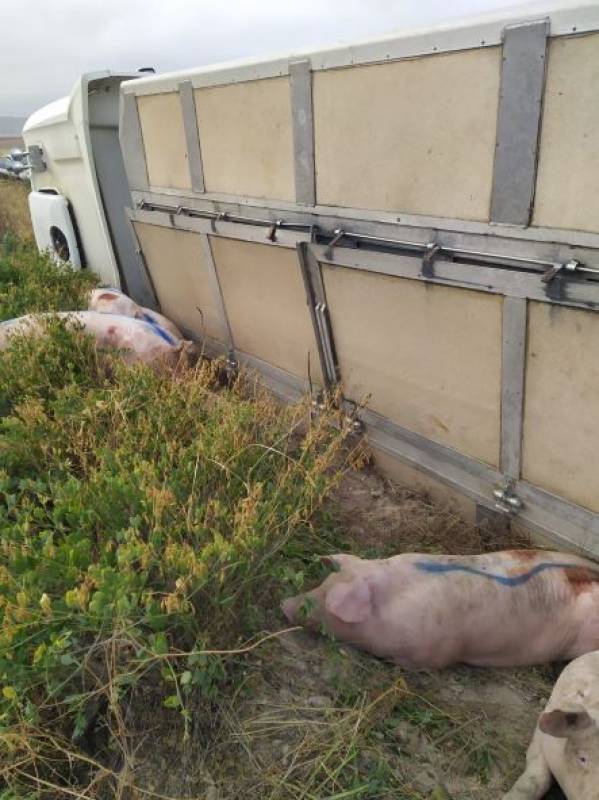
[493, 481, 523, 515]
[225, 352, 238, 379]
[340, 399, 364, 435]
[23, 144, 46, 172]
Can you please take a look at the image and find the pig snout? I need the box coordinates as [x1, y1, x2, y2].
[281, 595, 302, 623]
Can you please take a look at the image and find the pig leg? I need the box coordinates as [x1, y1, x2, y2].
[502, 729, 552, 800]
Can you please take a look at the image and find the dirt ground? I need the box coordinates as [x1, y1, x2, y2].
[125, 464, 566, 800]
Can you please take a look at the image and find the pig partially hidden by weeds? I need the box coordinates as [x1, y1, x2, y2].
[504, 650, 599, 800]
[88, 287, 184, 340]
[282, 550, 599, 670]
[0, 311, 199, 369]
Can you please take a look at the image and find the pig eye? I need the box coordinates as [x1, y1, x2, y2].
[578, 754, 587, 765]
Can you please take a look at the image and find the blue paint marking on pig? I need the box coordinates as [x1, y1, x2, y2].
[140, 314, 176, 345]
[415, 561, 591, 587]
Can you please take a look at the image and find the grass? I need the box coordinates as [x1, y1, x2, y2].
[0, 233, 360, 797]
[0, 179, 32, 241]
[0, 215, 555, 798]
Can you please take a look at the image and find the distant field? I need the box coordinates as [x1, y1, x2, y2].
[0, 176, 32, 238]
[0, 136, 24, 154]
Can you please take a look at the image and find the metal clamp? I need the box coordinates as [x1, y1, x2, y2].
[324, 229, 346, 260]
[493, 482, 523, 515]
[225, 352, 238, 379]
[23, 144, 46, 172]
[341, 399, 364, 435]
[421, 242, 441, 278]
[210, 212, 229, 233]
[266, 219, 283, 242]
[542, 259, 580, 284]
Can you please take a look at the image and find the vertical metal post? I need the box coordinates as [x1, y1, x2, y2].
[119, 92, 149, 192]
[179, 80, 206, 194]
[289, 59, 316, 206]
[199, 234, 236, 363]
[296, 241, 339, 390]
[490, 18, 549, 226]
[501, 296, 527, 479]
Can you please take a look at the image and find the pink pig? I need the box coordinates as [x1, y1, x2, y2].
[0, 311, 195, 367]
[88, 288, 183, 340]
[282, 550, 599, 669]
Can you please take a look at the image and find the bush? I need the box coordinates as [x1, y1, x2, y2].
[0, 236, 98, 322]
[0, 292, 349, 794]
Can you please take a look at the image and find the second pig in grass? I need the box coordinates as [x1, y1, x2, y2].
[282, 549, 599, 669]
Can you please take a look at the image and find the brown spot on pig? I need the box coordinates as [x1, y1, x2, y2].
[564, 566, 599, 595]
[507, 549, 546, 562]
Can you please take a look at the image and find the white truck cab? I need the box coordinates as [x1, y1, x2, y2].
[23, 70, 156, 307]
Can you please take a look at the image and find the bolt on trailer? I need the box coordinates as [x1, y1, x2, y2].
[23, 0, 599, 557]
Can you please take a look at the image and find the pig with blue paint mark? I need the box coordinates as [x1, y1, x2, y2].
[0, 311, 196, 368]
[88, 288, 184, 340]
[282, 550, 599, 669]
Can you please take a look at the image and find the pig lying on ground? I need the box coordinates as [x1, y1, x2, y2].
[504, 650, 599, 799]
[88, 288, 183, 340]
[282, 550, 599, 669]
[0, 311, 196, 367]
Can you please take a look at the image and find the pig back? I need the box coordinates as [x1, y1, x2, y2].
[387, 550, 599, 667]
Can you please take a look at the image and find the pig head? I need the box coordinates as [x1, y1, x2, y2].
[88, 288, 184, 340]
[504, 650, 599, 800]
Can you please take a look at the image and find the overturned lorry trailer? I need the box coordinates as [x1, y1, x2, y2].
[24, 1, 599, 557]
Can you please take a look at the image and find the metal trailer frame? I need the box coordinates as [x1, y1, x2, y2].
[121, 1, 599, 558]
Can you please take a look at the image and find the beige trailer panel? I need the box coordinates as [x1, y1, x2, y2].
[133, 223, 225, 342]
[313, 47, 501, 220]
[195, 78, 295, 200]
[137, 93, 191, 190]
[533, 32, 599, 233]
[323, 265, 502, 465]
[522, 302, 599, 513]
[209, 238, 321, 381]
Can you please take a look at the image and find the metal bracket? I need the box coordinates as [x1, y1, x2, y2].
[210, 212, 229, 233]
[421, 242, 441, 278]
[225, 352, 238, 379]
[542, 258, 580, 283]
[340, 399, 364, 435]
[493, 481, 523, 516]
[324, 229, 346, 260]
[266, 219, 283, 242]
[310, 389, 327, 421]
[24, 145, 46, 172]
[296, 242, 340, 390]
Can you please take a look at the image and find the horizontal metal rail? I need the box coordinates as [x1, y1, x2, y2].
[137, 199, 599, 280]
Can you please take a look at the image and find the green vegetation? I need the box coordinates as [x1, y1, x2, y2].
[0, 229, 551, 799]
[0, 236, 353, 795]
[0, 181, 32, 241]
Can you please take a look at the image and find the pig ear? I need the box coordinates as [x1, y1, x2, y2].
[539, 709, 594, 738]
[325, 577, 371, 623]
[97, 291, 120, 301]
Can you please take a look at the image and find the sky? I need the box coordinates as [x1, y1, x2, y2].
[2, 0, 544, 119]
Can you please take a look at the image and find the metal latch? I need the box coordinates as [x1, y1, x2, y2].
[493, 482, 522, 515]
[266, 219, 283, 242]
[421, 242, 441, 278]
[542, 259, 580, 283]
[324, 229, 346, 260]
[340, 399, 364, 435]
[23, 144, 46, 172]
